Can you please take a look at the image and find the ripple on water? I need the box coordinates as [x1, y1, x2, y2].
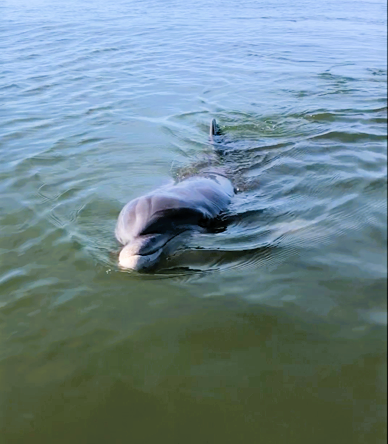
[0, 2, 386, 294]
[0, 2, 386, 443]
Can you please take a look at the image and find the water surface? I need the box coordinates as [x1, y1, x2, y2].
[0, 0, 387, 442]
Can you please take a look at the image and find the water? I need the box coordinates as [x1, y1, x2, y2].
[0, 0, 386, 442]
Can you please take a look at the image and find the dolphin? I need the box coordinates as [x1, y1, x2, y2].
[115, 119, 234, 271]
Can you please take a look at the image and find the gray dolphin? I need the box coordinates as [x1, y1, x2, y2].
[115, 119, 234, 271]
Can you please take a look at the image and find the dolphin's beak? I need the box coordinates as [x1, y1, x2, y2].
[118, 245, 163, 271]
[118, 233, 176, 271]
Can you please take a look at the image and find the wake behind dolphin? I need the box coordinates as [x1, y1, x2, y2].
[115, 119, 234, 272]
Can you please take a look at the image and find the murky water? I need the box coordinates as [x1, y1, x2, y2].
[1, 0, 387, 442]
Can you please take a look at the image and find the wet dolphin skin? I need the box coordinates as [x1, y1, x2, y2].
[115, 173, 234, 271]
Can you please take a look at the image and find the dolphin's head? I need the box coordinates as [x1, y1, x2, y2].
[115, 175, 234, 272]
[116, 196, 206, 272]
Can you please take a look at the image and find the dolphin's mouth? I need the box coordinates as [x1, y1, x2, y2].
[118, 232, 186, 271]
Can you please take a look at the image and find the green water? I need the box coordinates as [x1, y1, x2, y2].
[1, 0, 387, 442]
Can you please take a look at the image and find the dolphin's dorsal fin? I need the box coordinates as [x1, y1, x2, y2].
[210, 118, 220, 141]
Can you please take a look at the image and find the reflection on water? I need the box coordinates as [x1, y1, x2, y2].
[0, 0, 387, 442]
